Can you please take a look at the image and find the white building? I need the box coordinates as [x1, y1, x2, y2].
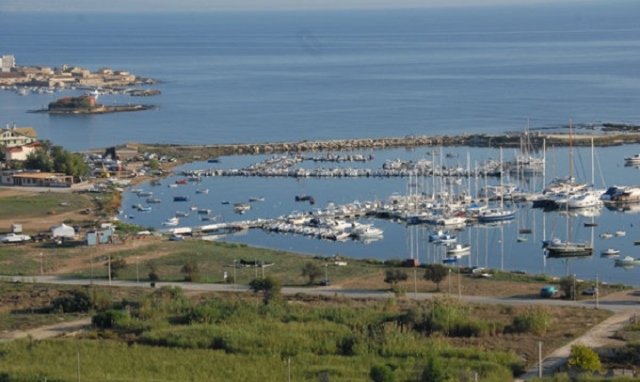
[0, 55, 15, 73]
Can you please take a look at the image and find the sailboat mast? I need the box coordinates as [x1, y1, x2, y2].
[569, 120, 573, 182]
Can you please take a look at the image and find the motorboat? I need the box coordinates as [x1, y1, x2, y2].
[614, 230, 626, 237]
[442, 257, 458, 264]
[600, 248, 620, 257]
[176, 179, 188, 185]
[233, 203, 251, 213]
[249, 197, 265, 202]
[615, 256, 640, 266]
[624, 154, 640, 164]
[169, 234, 185, 241]
[349, 223, 383, 239]
[146, 198, 161, 204]
[137, 206, 152, 212]
[599, 233, 613, 239]
[196, 189, 209, 194]
[198, 209, 211, 215]
[173, 196, 190, 202]
[175, 211, 189, 217]
[162, 217, 180, 226]
[428, 230, 456, 243]
[446, 244, 470, 256]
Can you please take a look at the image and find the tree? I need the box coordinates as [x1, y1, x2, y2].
[24, 148, 53, 172]
[107, 256, 127, 279]
[249, 276, 282, 305]
[423, 264, 449, 291]
[148, 158, 160, 171]
[567, 343, 601, 373]
[301, 261, 323, 285]
[384, 269, 408, 289]
[23, 145, 89, 179]
[51, 145, 89, 179]
[148, 262, 160, 281]
[180, 260, 200, 282]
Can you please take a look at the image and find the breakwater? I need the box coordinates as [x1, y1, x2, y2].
[156, 131, 640, 158]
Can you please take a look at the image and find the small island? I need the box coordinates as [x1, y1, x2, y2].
[28, 93, 154, 115]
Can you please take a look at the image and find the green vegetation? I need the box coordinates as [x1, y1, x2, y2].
[180, 260, 200, 282]
[248, 276, 282, 304]
[423, 264, 449, 291]
[567, 343, 602, 373]
[48, 96, 94, 111]
[0, 192, 92, 223]
[24, 146, 89, 179]
[301, 261, 323, 285]
[0, 286, 527, 381]
[511, 306, 553, 335]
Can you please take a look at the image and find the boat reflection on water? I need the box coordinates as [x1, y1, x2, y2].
[604, 203, 640, 214]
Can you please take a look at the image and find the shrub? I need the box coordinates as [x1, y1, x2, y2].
[51, 291, 93, 313]
[567, 343, 601, 373]
[301, 262, 323, 286]
[249, 276, 282, 305]
[511, 306, 553, 335]
[181, 260, 200, 282]
[420, 356, 447, 382]
[384, 269, 408, 289]
[92, 309, 130, 329]
[370, 364, 395, 382]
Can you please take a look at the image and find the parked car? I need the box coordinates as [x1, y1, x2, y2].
[540, 285, 558, 298]
[582, 286, 598, 296]
[1, 233, 32, 243]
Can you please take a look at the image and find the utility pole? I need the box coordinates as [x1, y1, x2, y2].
[458, 267, 461, 300]
[40, 252, 43, 276]
[108, 255, 112, 287]
[233, 260, 237, 284]
[538, 341, 542, 378]
[136, 256, 139, 283]
[413, 268, 417, 299]
[595, 274, 599, 309]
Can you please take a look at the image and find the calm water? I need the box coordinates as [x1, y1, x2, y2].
[121, 144, 640, 286]
[2, 3, 640, 284]
[1, 3, 640, 150]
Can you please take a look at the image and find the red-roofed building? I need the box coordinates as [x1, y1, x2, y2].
[5, 142, 41, 161]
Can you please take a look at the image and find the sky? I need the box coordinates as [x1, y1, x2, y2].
[1, 0, 586, 12]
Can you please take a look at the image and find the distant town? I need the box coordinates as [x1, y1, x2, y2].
[0, 54, 157, 92]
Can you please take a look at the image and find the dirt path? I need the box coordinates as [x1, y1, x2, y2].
[0, 317, 92, 343]
[517, 290, 640, 379]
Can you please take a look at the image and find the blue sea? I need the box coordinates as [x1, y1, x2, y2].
[2, 3, 640, 285]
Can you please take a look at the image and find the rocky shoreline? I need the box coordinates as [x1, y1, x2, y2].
[28, 104, 155, 115]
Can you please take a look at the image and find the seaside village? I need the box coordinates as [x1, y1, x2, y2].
[0, 120, 148, 246]
[0, 53, 155, 94]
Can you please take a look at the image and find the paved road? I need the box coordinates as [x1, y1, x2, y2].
[3, 275, 639, 379]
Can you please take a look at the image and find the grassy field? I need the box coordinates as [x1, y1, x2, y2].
[0, 191, 93, 223]
[0, 283, 616, 381]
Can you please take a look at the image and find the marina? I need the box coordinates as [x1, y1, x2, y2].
[119, 143, 640, 287]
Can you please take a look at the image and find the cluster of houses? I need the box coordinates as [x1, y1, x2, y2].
[0, 54, 147, 89]
[0, 123, 75, 187]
